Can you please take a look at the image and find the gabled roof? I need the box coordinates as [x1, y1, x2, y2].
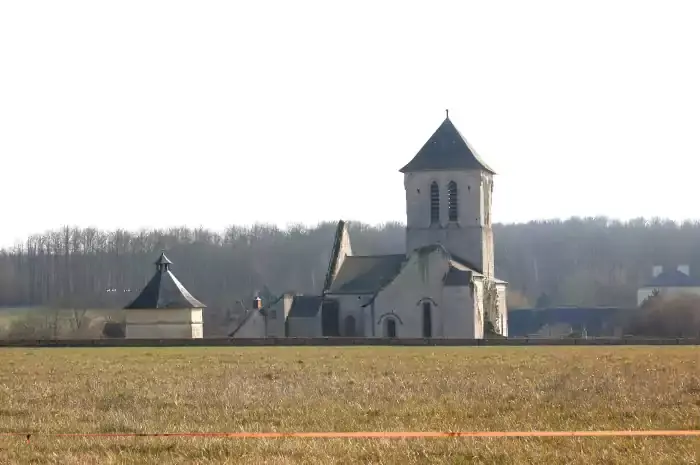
[287, 295, 323, 318]
[399, 115, 495, 174]
[327, 255, 406, 294]
[125, 253, 205, 309]
[644, 269, 700, 288]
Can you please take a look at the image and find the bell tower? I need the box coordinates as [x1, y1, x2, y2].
[400, 111, 495, 278]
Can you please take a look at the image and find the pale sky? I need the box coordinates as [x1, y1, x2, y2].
[1, 0, 699, 248]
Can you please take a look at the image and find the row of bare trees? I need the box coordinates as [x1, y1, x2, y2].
[2, 216, 700, 334]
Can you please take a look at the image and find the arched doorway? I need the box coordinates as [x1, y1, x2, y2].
[422, 302, 432, 338]
[344, 315, 356, 336]
[385, 319, 397, 338]
[321, 300, 340, 336]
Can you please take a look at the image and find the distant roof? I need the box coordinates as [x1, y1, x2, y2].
[399, 116, 495, 174]
[644, 269, 700, 288]
[327, 255, 406, 294]
[288, 295, 323, 318]
[125, 254, 205, 309]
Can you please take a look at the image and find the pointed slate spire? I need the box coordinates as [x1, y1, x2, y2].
[399, 112, 495, 174]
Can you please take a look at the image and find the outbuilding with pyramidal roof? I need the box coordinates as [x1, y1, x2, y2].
[124, 252, 205, 339]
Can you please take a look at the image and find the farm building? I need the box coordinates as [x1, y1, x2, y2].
[637, 265, 700, 306]
[124, 252, 205, 339]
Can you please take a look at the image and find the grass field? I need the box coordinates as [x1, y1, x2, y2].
[0, 346, 698, 464]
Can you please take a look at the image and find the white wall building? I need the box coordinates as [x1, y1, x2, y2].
[637, 264, 700, 306]
[124, 252, 205, 338]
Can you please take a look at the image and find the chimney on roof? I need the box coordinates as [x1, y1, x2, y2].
[678, 265, 690, 276]
[652, 265, 663, 278]
[253, 296, 262, 310]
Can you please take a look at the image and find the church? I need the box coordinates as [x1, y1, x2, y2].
[231, 112, 508, 339]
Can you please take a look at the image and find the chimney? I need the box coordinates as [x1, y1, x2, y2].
[253, 296, 262, 310]
[652, 265, 663, 278]
[678, 265, 690, 276]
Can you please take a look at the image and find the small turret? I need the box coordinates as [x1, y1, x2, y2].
[155, 251, 172, 273]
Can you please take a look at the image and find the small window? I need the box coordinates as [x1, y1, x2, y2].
[430, 182, 440, 224]
[269, 309, 277, 319]
[448, 181, 458, 222]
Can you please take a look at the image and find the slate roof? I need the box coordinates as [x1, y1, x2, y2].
[444, 267, 473, 286]
[287, 295, 323, 318]
[125, 253, 206, 309]
[399, 115, 495, 174]
[644, 269, 700, 288]
[448, 253, 484, 275]
[327, 255, 406, 294]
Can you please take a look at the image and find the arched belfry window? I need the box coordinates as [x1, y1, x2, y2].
[448, 181, 458, 222]
[430, 181, 440, 224]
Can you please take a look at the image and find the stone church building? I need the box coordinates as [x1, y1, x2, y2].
[232, 112, 508, 339]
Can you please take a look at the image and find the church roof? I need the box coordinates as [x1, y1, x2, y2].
[448, 253, 484, 275]
[125, 253, 206, 309]
[399, 114, 495, 174]
[444, 267, 473, 286]
[327, 255, 406, 294]
[287, 295, 324, 318]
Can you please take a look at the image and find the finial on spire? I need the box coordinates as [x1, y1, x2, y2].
[445, 109, 449, 119]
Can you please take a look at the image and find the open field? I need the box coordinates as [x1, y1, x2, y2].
[0, 347, 699, 464]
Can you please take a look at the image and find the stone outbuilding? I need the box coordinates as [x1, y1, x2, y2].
[124, 252, 205, 338]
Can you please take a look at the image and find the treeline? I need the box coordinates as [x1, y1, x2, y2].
[2, 217, 700, 333]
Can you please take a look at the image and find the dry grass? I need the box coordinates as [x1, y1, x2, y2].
[0, 346, 699, 464]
